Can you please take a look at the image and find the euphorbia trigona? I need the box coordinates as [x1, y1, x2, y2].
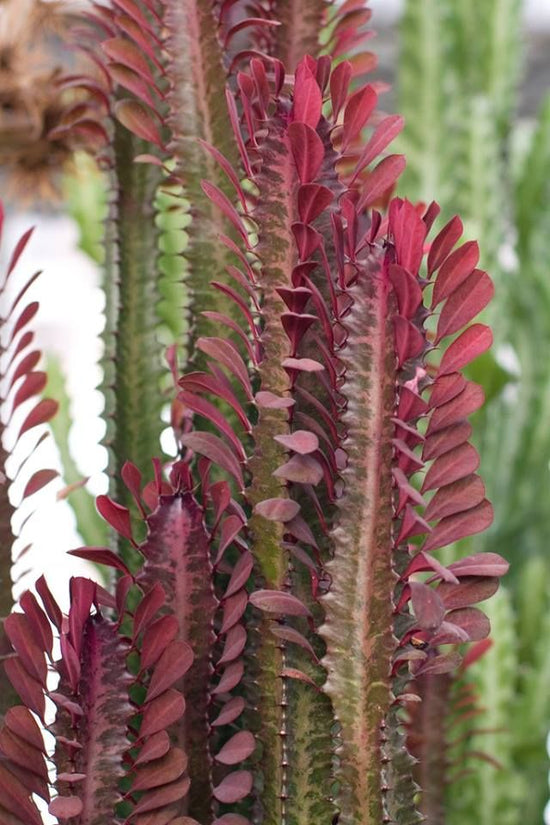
[0, 2, 508, 824]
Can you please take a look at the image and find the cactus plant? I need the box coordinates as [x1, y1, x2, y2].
[0, 2, 508, 823]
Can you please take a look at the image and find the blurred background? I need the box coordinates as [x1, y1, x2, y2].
[0, 0, 549, 822]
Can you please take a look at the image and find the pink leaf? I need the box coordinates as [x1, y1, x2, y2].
[133, 732, 171, 766]
[438, 324, 493, 375]
[447, 552, 509, 578]
[274, 430, 319, 455]
[270, 624, 319, 661]
[249, 589, 311, 616]
[253, 498, 300, 522]
[181, 432, 244, 489]
[49, 796, 83, 819]
[273, 454, 324, 485]
[224, 552, 254, 598]
[131, 776, 191, 815]
[212, 660, 244, 694]
[218, 624, 247, 665]
[428, 372, 467, 409]
[212, 697, 245, 728]
[196, 337, 253, 400]
[288, 122, 324, 184]
[431, 241, 480, 307]
[132, 747, 187, 791]
[213, 770, 253, 803]
[215, 731, 255, 765]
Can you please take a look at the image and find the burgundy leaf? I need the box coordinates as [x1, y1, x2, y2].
[121, 460, 146, 517]
[444, 607, 491, 641]
[133, 583, 166, 639]
[253, 498, 300, 522]
[96, 494, 135, 543]
[293, 63, 322, 127]
[421, 442, 479, 492]
[220, 591, 248, 633]
[10, 371, 46, 411]
[215, 514, 246, 565]
[181, 432, 244, 489]
[17, 398, 58, 438]
[404, 551, 459, 585]
[196, 337, 253, 400]
[4, 613, 47, 684]
[249, 590, 311, 616]
[431, 241, 480, 307]
[274, 430, 319, 454]
[35, 575, 62, 630]
[422, 499, 493, 552]
[114, 99, 163, 147]
[0, 726, 48, 782]
[224, 552, 254, 598]
[447, 552, 509, 578]
[427, 215, 463, 275]
[5, 707, 45, 752]
[437, 576, 499, 610]
[4, 658, 45, 719]
[9, 302, 39, 343]
[218, 624, 247, 665]
[213, 770, 253, 803]
[215, 731, 255, 765]
[435, 269, 494, 342]
[393, 315, 424, 366]
[146, 641, 194, 701]
[270, 624, 318, 661]
[132, 747, 188, 791]
[133, 732, 171, 766]
[351, 115, 405, 182]
[388, 264, 423, 318]
[6, 228, 34, 277]
[201, 181, 250, 245]
[297, 184, 334, 224]
[424, 475, 485, 522]
[179, 390, 247, 461]
[288, 122, 324, 184]
[409, 581, 446, 630]
[139, 689, 186, 739]
[428, 372, 467, 409]
[422, 420, 472, 461]
[102, 37, 154, 82]
[212, 696, 246, 727]
[416, 651, 462, 676]
[22, 468, 58, 498]
[68, 547, 132, 576]
[426, 382, 484, 435]
[109, 63, 157, 106]
[131, 776, 191, 815]
[212, 660, 244, 694]
[8, 350, 40, 388]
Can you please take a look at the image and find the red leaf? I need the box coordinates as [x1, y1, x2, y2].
[4, 658, 45, 719]
[35, 575, 62, 630]
[10, 370, 46, 411]
[393, 315, 425, 366]
[274, 430, 319, 455]
[388, 264, 423, 318]
[427, 215, 463, 275]
[133, 583, 166, 639]
[179, 390, 247, 461]
[4, 613, 47, 684]
[351, 114, 404, 182]
[109, 63, 157, 106]
[215, 731, 255, 765]
[329, 60, 352, 120]
[22, 468, 58, 498]
[437, 577, 499, 610]
[358, 155, 406, 209]
[121, 460, 146, 517]
[447, 552, 509, 578]
[96, 494, 134, 543]
[422, 420, 472, 461]
[253, 498, 300, 522]
[114, 99, 163, 147]
[444, 607, 491, 641]
[249, 589, 311, 616]
[421, 442, 479, 492]
[140, 615, 179, 670]
[213, 770, 253, 803]
[293, 62, 322, 127]
[212, 696, 245, 727]
[5, 706, 44, 751]
[146, 641, 194, 701]
[438, 324, 493, 375]
[288, 122, 324, 184]
[428, 372, 467, 409]
[424, 475, 485, 522]
[341, 85, 377, 151]
[215, 514, 246, 565]
[132, 747, 187, 791]
[270, 624, 318, 661]
[427, 382, 484, 435]
[196, 337, 253, 400]
[297, 184, 334, 224]
[435, 269, 494, 342]
[431, 241, 480, 307]
[220, 591, 248, 633]
[8, 350, 40, 388]
[18, 398, 58, 438]
[139, 689, 186, 738]
[181, 432, 244, 489]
